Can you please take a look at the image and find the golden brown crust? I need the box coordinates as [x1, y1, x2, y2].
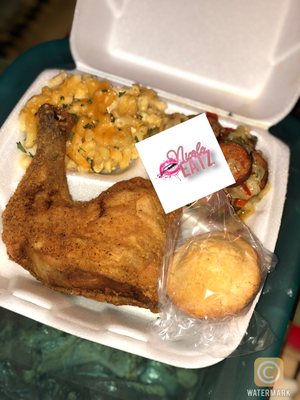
[2, 105, 180, 312]
[166, 231, 261, 319]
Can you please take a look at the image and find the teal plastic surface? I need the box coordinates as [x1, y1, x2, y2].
[0, 39, 299, 399]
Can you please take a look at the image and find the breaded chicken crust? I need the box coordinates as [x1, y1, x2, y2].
[2, 104, 179, 311]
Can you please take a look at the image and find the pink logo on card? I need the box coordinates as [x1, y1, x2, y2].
[158, 141, 215, 179]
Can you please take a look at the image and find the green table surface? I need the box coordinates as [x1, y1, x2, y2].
[0, 39, 299, 400]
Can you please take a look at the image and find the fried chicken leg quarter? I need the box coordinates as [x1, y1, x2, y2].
[2, 104, 178, 311]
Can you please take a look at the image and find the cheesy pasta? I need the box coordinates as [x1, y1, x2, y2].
[19, 71, 187, 173]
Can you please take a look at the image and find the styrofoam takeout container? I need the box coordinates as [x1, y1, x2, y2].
[0, 0, 299, 368]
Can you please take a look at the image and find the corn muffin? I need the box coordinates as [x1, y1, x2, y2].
[166, 231, 261, 319]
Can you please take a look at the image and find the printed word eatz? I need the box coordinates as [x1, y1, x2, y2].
[166, 142, 215, 178]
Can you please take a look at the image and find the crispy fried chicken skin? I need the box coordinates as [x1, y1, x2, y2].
[2, 104, 179, 311]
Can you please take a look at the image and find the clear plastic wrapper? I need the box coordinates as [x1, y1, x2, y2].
[154, 190, 277, 357]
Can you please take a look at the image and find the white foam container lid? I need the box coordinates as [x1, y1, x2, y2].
[71, 0, 300, 128]
[0, 0, 298, 368]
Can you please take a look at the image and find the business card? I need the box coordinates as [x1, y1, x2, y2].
[135, 113, 235, 213]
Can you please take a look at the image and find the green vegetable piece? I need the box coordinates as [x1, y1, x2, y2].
[16, 141, 27, 153]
